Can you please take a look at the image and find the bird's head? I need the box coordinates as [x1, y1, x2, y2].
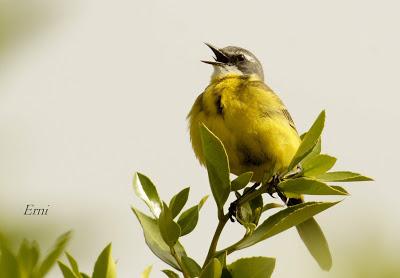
[202, 43, 264, 81]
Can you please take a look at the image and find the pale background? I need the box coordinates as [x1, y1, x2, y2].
[1, 0, 399, 277]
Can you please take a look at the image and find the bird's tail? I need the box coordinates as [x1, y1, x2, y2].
[287, 197, 303, 206]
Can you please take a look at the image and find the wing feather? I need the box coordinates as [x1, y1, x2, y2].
[250, 81, 298, 132]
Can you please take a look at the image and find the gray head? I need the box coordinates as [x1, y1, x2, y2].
[202, 43, 264, 81]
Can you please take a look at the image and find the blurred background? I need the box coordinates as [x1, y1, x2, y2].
[1, 0, 399, 277]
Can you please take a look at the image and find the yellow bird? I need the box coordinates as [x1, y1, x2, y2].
[188, 44, 333, 271]
[188, 44, 301, 184]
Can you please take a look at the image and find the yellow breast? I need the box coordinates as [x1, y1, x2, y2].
[188, 74, 300, 181]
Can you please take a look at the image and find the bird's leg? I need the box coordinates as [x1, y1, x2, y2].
[266, 179, 276, 198]
[228, 182, 261, 222]
[228, 203, 237, 222]
[267, 174, 288, 204]
[267, 165, 303, 202]
[228, 192, 241, 222]
[247, 181, 262, 193]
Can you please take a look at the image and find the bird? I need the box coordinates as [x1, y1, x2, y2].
[187, 44, 332, 271]
[188, 43, 301, 184]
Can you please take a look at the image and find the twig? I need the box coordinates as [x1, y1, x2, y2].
[203, 211, 230, 268]
[170, 246, 190, 278]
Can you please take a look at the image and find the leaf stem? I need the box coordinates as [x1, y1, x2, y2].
[203, 210, 229, 268]
[170, 246, 190, 278]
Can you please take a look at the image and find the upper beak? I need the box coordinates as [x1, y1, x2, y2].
[201, 43, 229, 65]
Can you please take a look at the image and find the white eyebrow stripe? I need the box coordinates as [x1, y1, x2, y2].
[243, 53, 255, 61]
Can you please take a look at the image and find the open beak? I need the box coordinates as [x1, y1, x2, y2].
[201, 43, 229, 65]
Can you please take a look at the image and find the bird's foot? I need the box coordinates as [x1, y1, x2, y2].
[228, 200, 238, 222]
[266, 174, 280, 197]
[267, 174, 288, 203]
[228, 182, 261, 222]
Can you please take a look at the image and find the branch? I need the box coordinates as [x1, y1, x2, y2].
[170, 246, 190, 278]
[203, 210, 230, 267]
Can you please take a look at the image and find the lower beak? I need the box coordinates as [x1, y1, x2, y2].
[201, 60, 225, 66]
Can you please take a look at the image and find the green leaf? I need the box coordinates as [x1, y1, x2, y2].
[17, 239, 40, 276]
[58, 262, 79, 278]
[316, 171, 373, 182]
[221, 269, 233, 278]
[141, 265, 152, 278]
[279, 178, 348, 196]
[302, 154, 336, 177]
[262, 203, 284, 212]
[177, 205, 199, 236]
[177, 196, 207, 236]
[133, 172, 163, 217]
[80, 273, 90, 278]
[216, 251, 227, 268]
[288, 111, 325, 171]
[181, 256, 202, 277]
[227, 257, 275, 278]
[92, 244, 117, 278]
[0, 245, 21, 278]
[301, 137, 321, 165]
[235, 202, 340, 250]
[296, 218, 332, 271]
[331, 185, 349, 194]
[37, 231, 72, 277]
[159, 203, 181, 247]
[248, 189, 263, 213]
[0, 233, 9, 249]
[132, 207, 186, 270]
[237, 202, 253, 227]
[199, 195, 209, 209]
[199, 124, 231, 209]
[231, 172, 253, 191]
[219, 252, 232, 278]
[200, 258, 222, 278]
[162, 269, 180, 278]
[169, 187, 190, 219]
[65, 252, 81, 277]
[237, 187, 263, 228]
[32, 240, 41, 261]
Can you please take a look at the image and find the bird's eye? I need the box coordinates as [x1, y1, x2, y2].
[236, 54, 246, 61]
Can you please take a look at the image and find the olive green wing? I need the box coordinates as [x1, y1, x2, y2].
[250, 81, 298, 132]
[281, 107, 297, 132]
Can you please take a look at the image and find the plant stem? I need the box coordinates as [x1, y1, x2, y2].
[170, 246, 190, 278]
[214, 183, 271, 257]
[202, 181, 273, 267]
[203, 211, 229, 268]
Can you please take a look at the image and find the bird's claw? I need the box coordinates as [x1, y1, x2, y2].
[228, 182, 261, 222]
[267, 174, 288, 203]
[228, 201, 237, 222]
[267, 185, 275, 198]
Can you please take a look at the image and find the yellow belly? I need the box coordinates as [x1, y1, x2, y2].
[188, 75, 301, 182]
